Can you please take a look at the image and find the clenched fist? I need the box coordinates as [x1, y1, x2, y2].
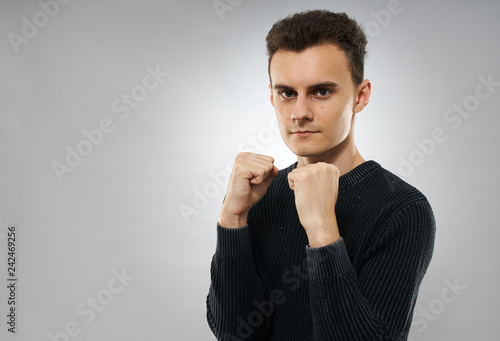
[219, 152, 279, 228]
[288, 162, 341, 247]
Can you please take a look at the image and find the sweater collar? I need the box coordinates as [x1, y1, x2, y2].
[285, 160, 381, 189]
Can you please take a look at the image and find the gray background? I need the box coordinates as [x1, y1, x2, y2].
[1, 0, 499, 340]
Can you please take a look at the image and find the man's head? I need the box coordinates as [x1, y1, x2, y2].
[266, 10, 367, 86]
[266, 10, 371, 166]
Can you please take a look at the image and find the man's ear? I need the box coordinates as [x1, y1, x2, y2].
[353, 79, 371, 114]
[269, 83, 274, 107]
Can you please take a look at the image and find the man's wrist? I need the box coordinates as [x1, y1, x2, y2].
[308, 232, 340, 248]
[306, 218, 341, 248]
[219, 209, 248, 229]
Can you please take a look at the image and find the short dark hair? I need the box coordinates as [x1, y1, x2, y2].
[266, 10, 368, 86]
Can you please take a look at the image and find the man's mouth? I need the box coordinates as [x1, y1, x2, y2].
[291, 130, 318, 137]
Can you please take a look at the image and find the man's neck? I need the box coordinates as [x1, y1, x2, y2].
[296, 136, 365, 176]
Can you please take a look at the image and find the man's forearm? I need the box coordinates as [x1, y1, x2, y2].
[207, 224, 270, 340]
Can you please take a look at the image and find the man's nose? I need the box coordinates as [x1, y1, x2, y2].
[291, 93, 313, 122]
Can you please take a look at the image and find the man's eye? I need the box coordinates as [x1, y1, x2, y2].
[280, 91, 295, 98]
[316, 89, 331, 97]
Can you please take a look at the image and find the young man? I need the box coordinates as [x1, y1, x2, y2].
[207, 10, 435, 341]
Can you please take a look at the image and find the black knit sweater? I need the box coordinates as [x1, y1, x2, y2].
[207, 160, 436, 340]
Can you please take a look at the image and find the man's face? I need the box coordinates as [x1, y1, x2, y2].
[269, 43, 364, 160]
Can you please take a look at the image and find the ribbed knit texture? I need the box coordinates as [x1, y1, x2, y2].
[207, 160, 436, 340]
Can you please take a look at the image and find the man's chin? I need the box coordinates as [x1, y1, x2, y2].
[285, 139, 330, 158]
[290, 147, 322, 158]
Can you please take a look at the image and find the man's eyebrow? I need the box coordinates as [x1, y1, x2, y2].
[307, 82, 338, 89]
[273, 84, 294, 91]
[273, 82, 338, 91]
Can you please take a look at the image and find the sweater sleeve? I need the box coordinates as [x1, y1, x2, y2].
[206, 223, 271, 340]
[305, 199, 436, 340]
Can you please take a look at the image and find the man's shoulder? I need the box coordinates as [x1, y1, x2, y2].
[353, 161, 433, 223]
[340, 162, 435, 243]
[367, 162, 429, 204]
